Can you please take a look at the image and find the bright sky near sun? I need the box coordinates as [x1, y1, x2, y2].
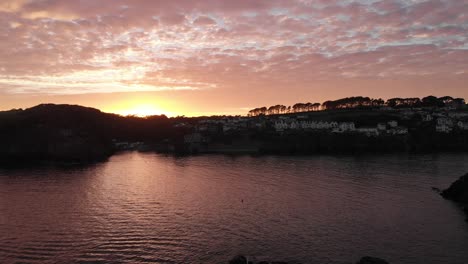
[0, 0, 467, 116]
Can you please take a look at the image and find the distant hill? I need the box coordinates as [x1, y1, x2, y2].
[1, 102, 468, 163]
[0, 104, 171, 163]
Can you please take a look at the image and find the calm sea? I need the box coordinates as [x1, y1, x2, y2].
[1, 152, 468, 264]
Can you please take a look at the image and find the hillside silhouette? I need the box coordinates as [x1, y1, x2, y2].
[1, 96, 467, 163]
[0, 104, 172, 163]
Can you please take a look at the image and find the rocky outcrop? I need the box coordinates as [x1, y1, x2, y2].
[442, 173, 468, 203]
[229, 255, 250, 264]
[356, 256, 390, 264]
[441, 173, 468, 221]
[228, 255, 389, 264]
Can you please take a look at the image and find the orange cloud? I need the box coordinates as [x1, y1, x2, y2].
[0, 0, 467, 115]
[0, 0, 27, 12]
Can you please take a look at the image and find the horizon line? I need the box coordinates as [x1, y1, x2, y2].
[2, 94, 466, 118]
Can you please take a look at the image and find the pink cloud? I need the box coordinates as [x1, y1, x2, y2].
[193, 16, 216, 26]
[0, 0, 466, 99]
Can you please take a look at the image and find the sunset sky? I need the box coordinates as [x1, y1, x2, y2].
[0, 0, 467, 116]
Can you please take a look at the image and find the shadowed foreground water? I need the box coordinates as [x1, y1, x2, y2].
[1, 152, 468, 264]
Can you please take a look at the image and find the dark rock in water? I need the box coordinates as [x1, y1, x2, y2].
[441, 173, 468, 221]
[356, 256, 390, 264]
[229, 255, 389, 264]
[229, 255, 247, 264]
[228, 256, 289, 264]
[441, 173, 468, 203]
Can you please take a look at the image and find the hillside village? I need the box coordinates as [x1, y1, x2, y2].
[170, 97, 468, 154]
[2, 98, 467, 158]
[179, 108, 468, 137]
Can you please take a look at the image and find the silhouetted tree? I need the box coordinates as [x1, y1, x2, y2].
[321, 97, 375, 110]
[386, 97, 421, 108]
[247, 95, 465, 115]
[422, 96, 444, 107]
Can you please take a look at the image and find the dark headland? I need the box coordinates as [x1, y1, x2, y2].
[0, 95, 467, 164]
[441, 173, 468, 221]
[0, 104, 171, 164]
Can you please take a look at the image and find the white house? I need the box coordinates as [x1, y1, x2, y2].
[302, 121, 315, 129]
[275, 120, 342, 132]
[436, 124, 452, 133]
[335, 122, 356, 132]
[290, 121, 301, 130]
[377, 123, 387, 131]
[389, 127, 409, 135]
[298, 121, 338, 130]
[458, 121, 468, 130]
[274, 120, 290, 132]
[357, 127, 379, 137]
[437, 117, 454, 127]
[387, 120, 398, 128]
[422, 114, 433, 122]
[436, 117, 454, 133]
[449, 112, 468, 119]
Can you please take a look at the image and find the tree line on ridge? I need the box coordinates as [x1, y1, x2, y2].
[247, 96, 466, 117]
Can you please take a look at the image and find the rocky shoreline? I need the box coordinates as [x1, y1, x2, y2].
[441, 173, 468, 221]
[229, 255, 389, 264]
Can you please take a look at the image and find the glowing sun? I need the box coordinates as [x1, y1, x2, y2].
[117, 103, 167, 117]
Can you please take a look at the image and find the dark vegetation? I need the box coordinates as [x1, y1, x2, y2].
[257, 132, 409, 154]
[248, 96, 465, 116]
[0, 104, 173, 163]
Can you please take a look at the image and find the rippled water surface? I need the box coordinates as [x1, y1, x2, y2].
[2, 152, 468, 264]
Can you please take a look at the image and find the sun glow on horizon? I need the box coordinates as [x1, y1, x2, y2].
[117, 104, 165, 117]
[107, 100, 177, 117]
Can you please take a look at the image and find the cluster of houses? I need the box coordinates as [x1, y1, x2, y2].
[274, 119, 408, 137]
[174, 109, 468, 138]
[181, 116, 411, 137]
[418, 111, 468, 133]
[195, 117, 251, 133]
[434, 117, 468, 133]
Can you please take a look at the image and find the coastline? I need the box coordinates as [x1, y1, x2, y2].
[441, 173, 468, 222]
